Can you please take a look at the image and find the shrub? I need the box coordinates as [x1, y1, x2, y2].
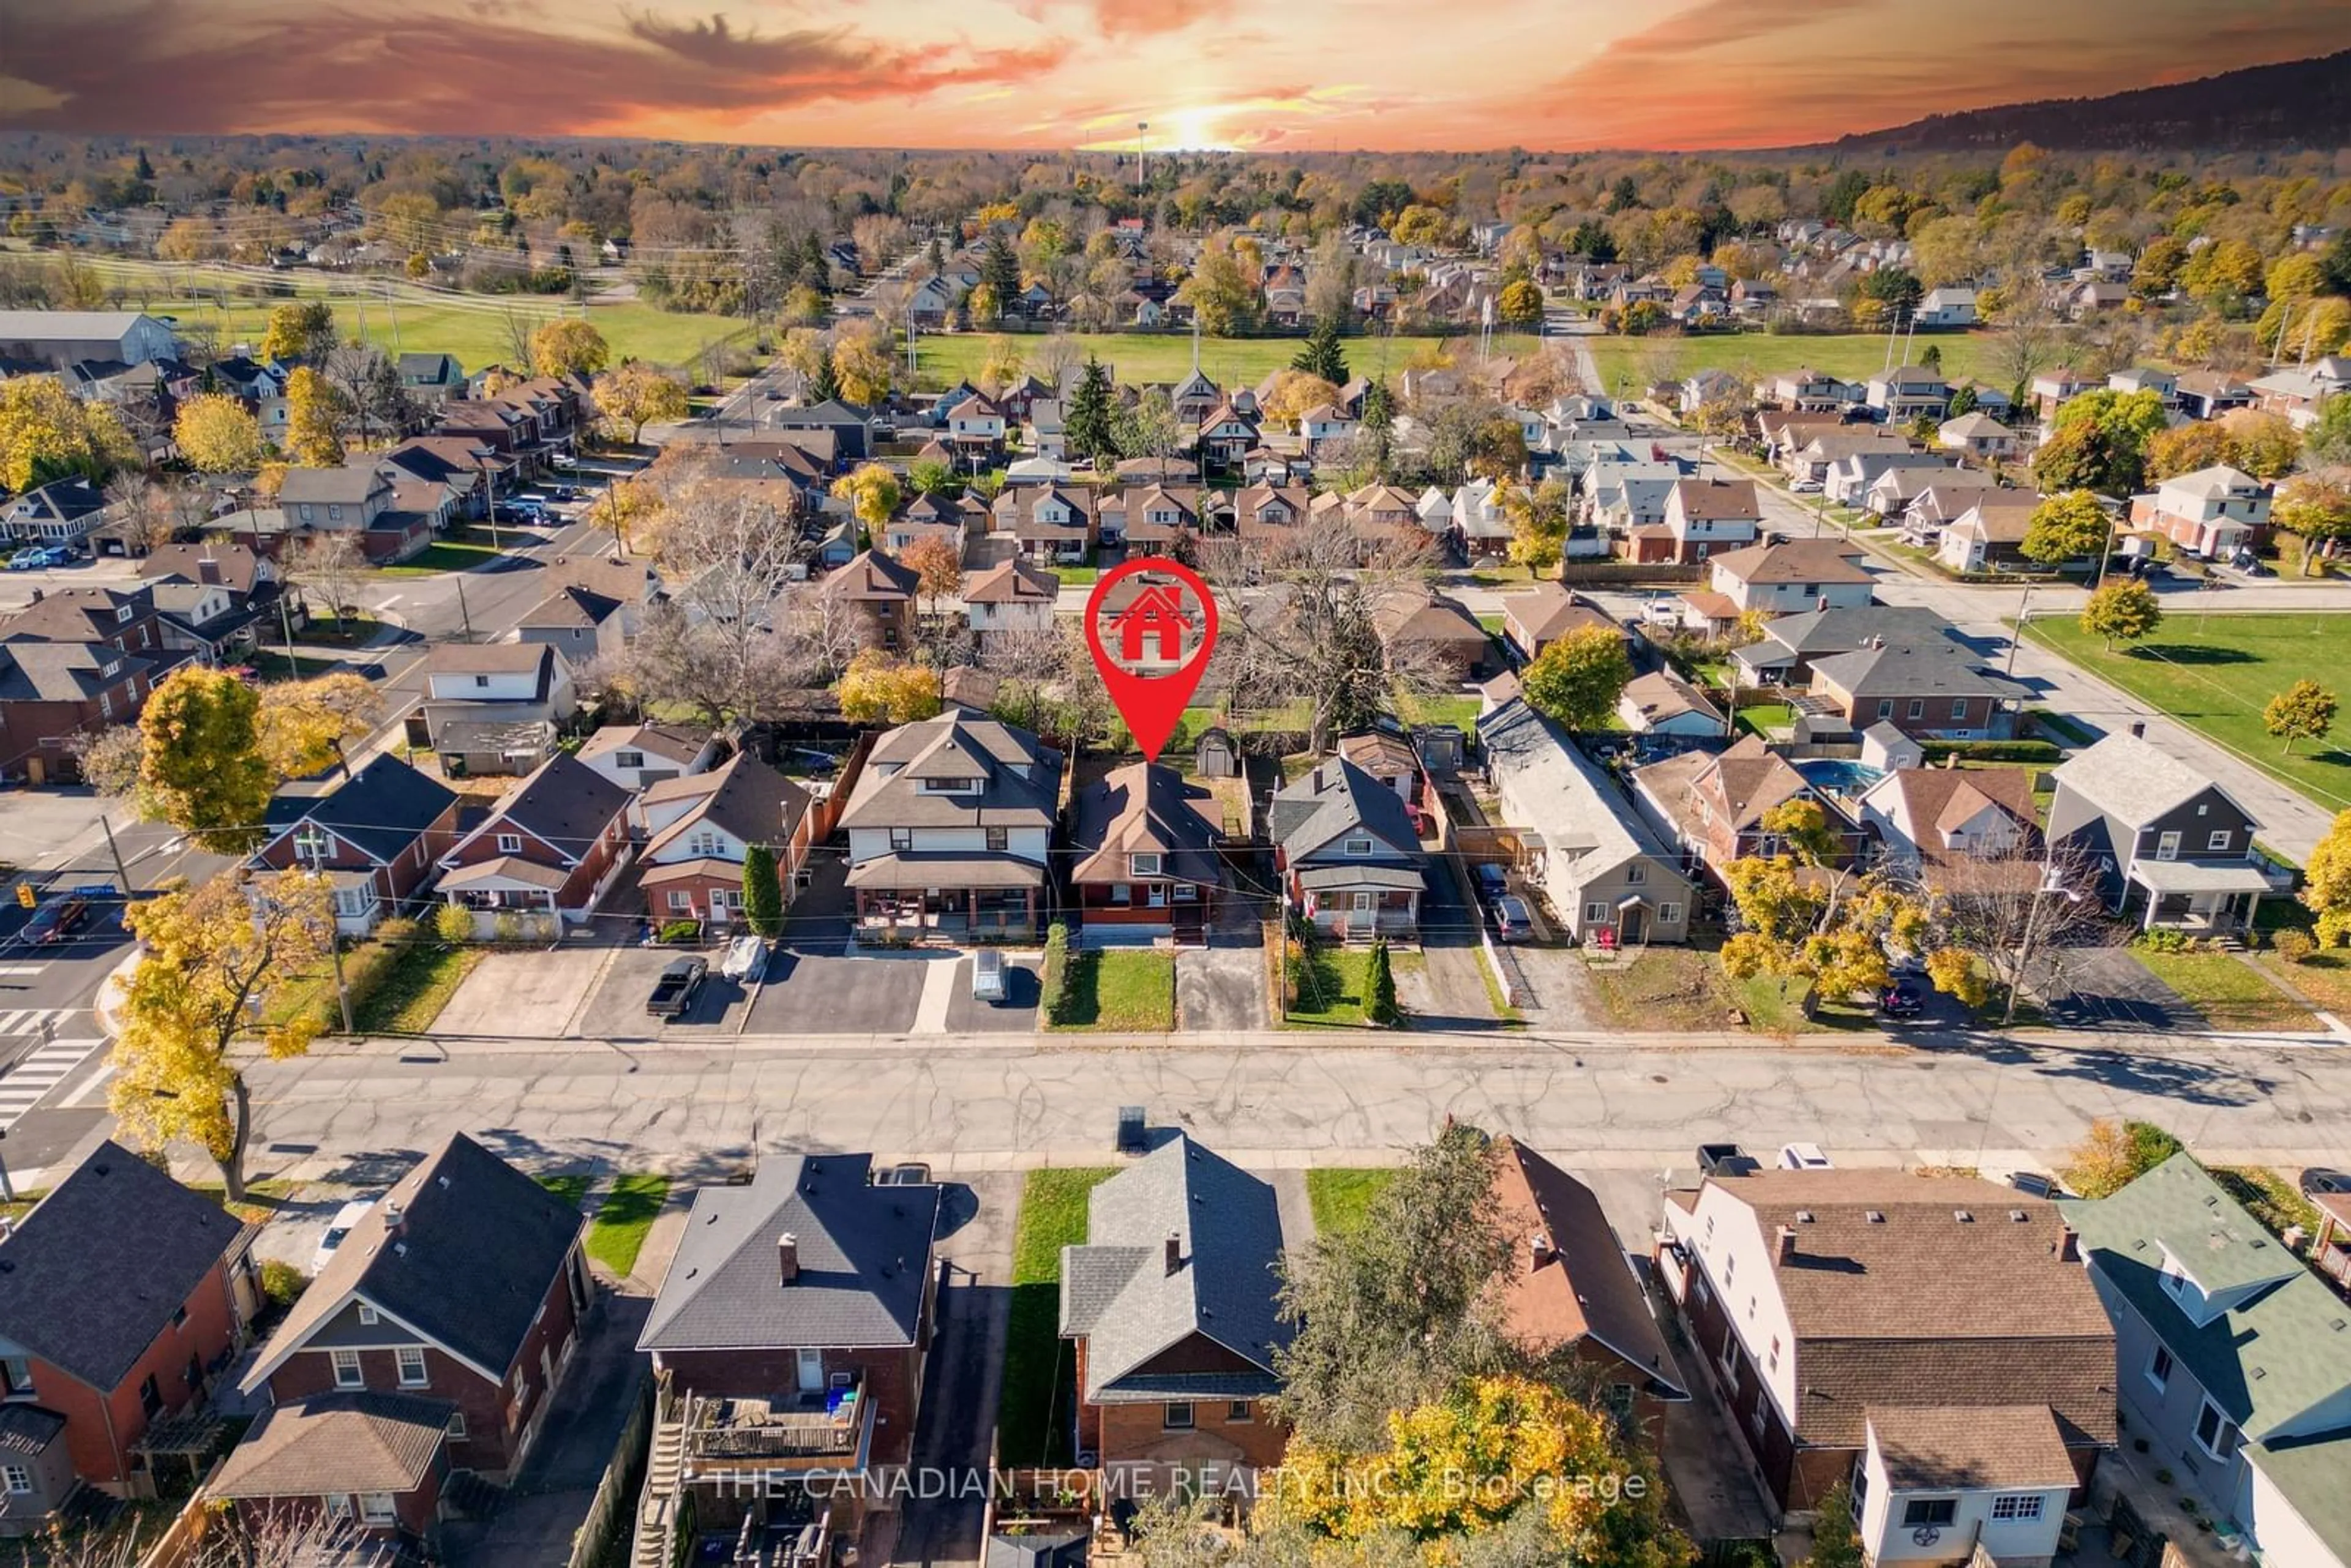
[658, 919, 701, 945]
[2135, 928, 2190, 954]
[434, 902, 477, 944]
[260, 1259, 307, 1310]
[1042, 921, 1071, 1024]
[1919, 740, 2064, 764]
[2272, 928, 2317, 963]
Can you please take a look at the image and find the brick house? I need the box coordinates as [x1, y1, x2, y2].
[1491, 1138, 1687, 1450]
[638, 752, 816, 930]
[1060, 1135, 1292, 1488]
[1267, 756, 1423, 940]
[2126, 465, 2273, 560]
[1632, 735, 1865, 885]
[0, 585, 168, 662]
[961, 560, 1059, 652]
[1807, 640, 2027, 740]
[436, 752, 634, 938]
[0, 640, 153, 785]
[238, 1133, 590, 1482]
[249, 755, 464, 934]
[1067, 763, 1223, 943]
[208, 1391, 456, 1553]
[819, 550, 919, 653]
[275, 465, 431, 565]
[635, 1152, 940, 1562]
[0, 1141, 263, 1525]
[989, 486, 1097, 565]
[1654, 1169, 2115, 1526]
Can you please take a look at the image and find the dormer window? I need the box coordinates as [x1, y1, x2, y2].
[1131, 853, 1163, 877]
[920, 776, 980, 795]
[115, 606, 133, 624]
[295, 825, 331, 865]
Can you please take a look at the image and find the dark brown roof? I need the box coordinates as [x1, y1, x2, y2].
[1067, 762, 1221, 886]
[1709, 540, 1872, 585]
[1866, 1405, 2080, 1491]
[1668, 478, 1760, 522]
[210, 1393, 452, 1499]
[820, 549, 919, 603]
[961, 560, 1059, 606]
[642, 752, 812, 859]
[1493, 1139, 1685, 1397]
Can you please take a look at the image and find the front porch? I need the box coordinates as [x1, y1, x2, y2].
[846, 852, 1045, 943]
[2126, 857, 2287, 934]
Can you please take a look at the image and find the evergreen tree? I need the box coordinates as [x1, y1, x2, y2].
[1292, 316, 1348, 384]
[1359, 378, 1397, 480]
[801, 232, 830, 295]
[1365, 937, 1400, 1026]
[924, 236, 945, 276]
[740, 842, 784, 938]
[1065, 356, 1116, 460]
[808, 352, 842, 405]
[133, 148, 155, 182]
[982, 233, 1021, 306]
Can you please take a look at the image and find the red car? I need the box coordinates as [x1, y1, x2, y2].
[23, 893, 89, 944]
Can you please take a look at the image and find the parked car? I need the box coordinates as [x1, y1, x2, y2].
[1877, 980, 1923, 1019]
[647, 957, 708, 1018]
[1491, 895, 1533, 942]
[2009, 1171, 2068, 1199]
[1640, 597, 1680, 628]
[312, 1196, 379, 1274]
[720, 934, 767, 982]
[1777, 1142, 1833, 1171]
[1791, 479, 1824, 495]
[971, 947, 1008, 1003]
[1697, 1142, 1759, 1177]
[22, 893, 90, 945]
[9, 546, 67, 570]
[1474, 864, 1509, 900]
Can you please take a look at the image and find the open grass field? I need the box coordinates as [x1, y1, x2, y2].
[906, 330, 1545, 392]
[2022, 613, 2351, 812]
[1588, 331, 1998, 396]
[1306, 1169, 1397, 1239]
[1002, 1167, 1117, 1466]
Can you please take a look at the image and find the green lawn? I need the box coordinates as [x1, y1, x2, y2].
[2210, 1165, 2324, 1248]
[586, 1173, 670, 1278]
[1002, 1168, 1117, 1466]
[2130, 946, 2322, 1032]
[373, 536, 510, 577]
[1050, 949, 1176, 1030]
[1049, 565, 1099, 586]
[1306, 1169, 1397, 1239]
[354, 943, 481, 1035]
[2259, 947, 2351, 1015]
[2022, 614, 2351, 812]
[243, 649, 342, 681]
[1285, 944, 1376, 1026]
[907, 331, 1543, 394]
[538, 1174, 592, 1210]
[1398, 691, 1485, 732]
[1734, 702, 1797, 738]
[1588, 331, 1997, 397]
[1586, 942, 1830, 1033]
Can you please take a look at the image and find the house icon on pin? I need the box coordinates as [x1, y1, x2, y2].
[1111, 583, 1194, 664]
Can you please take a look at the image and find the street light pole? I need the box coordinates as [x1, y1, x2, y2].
[2005, 582, 2031, 678]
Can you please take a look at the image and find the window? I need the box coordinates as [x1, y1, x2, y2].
[2156, 830, 2182, 861]
[1227, 1400, 1253, 1423]
[448, 1410, 468, 1440]
[1343, 836, 1374, 857]
[295, 825, 331, 865]
[615, 751, 645, 770]
[1877, 700, 1894, 719]
[1131, 852, 1163, 876]
[138, 1375, 160, 1418]
[1723, 1254, 1736, 1286]
[325, 1494, 353, 1520]
[1907, 699, 1925, 720]
[987, 827, 1009, 852]
[890, 828, 913, 852]
[1, 1356, 33, 1398]
[1584, 901, 1611, 922]
[1164, 1401, 1195, 1431]
[1352, 891, 1376, 912]
[1111, 883, 1131, 906]
[1625, 863, 1645, 884]
[2148, 1343, 2173, 1391]
[171, 1304, 188, 1330]
[689, 831, 721, 857]
[473, 675, 490, 689]
[115, 605, 133, 625]
[359, 1493, 397, 1525]
[396, 1347, 429, 1387]
[2, 1466, 29, 1495]
[668, 891, 694, 912]
[328, 505, 344, 522]
[1902, 1500, 1958, 1528]
[358, 1305, 380, 1326]
[2195, 1398, 2241, 1461]
[2208, 830, 2233, 853]
[1991, 1495, 2044, 1523]
[332, 1349, 364, 1389]
[495, 833, 523, 855]
[1767, 1336, 1781, 1373]
[1952, 698, 1968, 720]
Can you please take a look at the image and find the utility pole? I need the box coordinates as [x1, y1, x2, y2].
[329, 931, 355, 1034]
[1136, 123, 1149, 196]
[279, 587, 299, 667]
[455, 575, 474, 641]
[2005, 583, 2031, 678]
[99, 815, 131, 894]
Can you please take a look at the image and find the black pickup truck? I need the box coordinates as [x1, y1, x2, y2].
[647, 958, 708, 1019]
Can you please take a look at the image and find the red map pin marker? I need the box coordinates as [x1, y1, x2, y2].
[1084, 557, 1220, 763]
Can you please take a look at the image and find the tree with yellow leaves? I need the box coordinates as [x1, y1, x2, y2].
[528, 318, 610, 378]
[174, 391, 266, 475]
[831, 325, 895, 407]
[836, 648, 942, 724]
[591, 477, 662, 556]
[282, 366, 347, 467]
[109, 868, 335, 1201]
[1719, 799, 1927, 1013]
[1261, 369, 1341, 426]
[593, 361, 689, 445]
[258, 300, 337, 365]
[830, 462, 901, 539]
[898, 535, 964, 615]
[0, 375, 137, 491]
[256, 673, 381, 780]
[137, 666, 279, 854]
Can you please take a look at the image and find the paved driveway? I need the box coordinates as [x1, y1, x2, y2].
[1177, 929, 1267, 1032]
[942, 957, 1043, 1033]
[1506, 943, 1602, 1030]
[433, 948, 618, 1038]
[747, 949, 929, 1034]
[2036, 944, 2202, 1032]
[585, 945, 757, 1036]
[1406, 857, 1499, 1029]
[893, 1174, 1019, 1568]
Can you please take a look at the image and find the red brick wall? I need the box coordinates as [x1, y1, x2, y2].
[34, 1256, 243, 1490]
[1093, 1398, 1289, 1469]
[655, 1344, 927, 1468]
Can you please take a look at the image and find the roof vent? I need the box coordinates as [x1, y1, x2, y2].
[1795, 1211, 1815, 1223]
[438, 1175, 452, 1189]
[1954, 1210, 1973, 1223]
[2251, 1367, 2267, 1381]
[1865, 1211, 1885, 1224]
[2010, 1210, 2028, 1222]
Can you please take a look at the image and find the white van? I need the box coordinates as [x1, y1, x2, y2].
[971, 948, 1008, 1003]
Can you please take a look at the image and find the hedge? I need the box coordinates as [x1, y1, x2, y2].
[1919, 740, 2062, 764]
[1041, 922, 1072, 1025]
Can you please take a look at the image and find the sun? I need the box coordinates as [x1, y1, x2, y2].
[1158, 105, 1229, 152]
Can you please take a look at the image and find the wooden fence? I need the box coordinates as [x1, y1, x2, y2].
[569, 1369, 656, 1568]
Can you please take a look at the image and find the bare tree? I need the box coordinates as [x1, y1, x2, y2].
[1988, 297, 2064, 401]
[628, 485, 823, 729]
[282, 530, 369, 630]
[1918, 838, 2110, 1024]
[104, 473, 178, 557]
[1029, 333, 1082, 390]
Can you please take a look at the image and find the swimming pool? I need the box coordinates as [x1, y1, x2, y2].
[1794, 759, 1886, 794]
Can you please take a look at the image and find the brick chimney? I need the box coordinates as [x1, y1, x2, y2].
[1775, 1225, 1797, 1264]
[1164, 1229, 1182, 1276]
[778, 1231, 800, 1285]
[2056, 1226, 2080, 1264]
[1529, 1232, 1554, 1272]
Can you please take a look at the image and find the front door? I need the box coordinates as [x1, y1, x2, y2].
[798, 1349, 823, 1394]
[1620, 904, 1646, 943]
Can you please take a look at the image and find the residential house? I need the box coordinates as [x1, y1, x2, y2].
[1194, 403, 1260, 467]
[0, 639, 152, 784]
[2060, 279, 2132, 318]
[1914, 287, 1978, 328]
[1067, 763, 1223, 943]
[637, 752, 816, 931]
[1297, 403, 1358, 457]
[1026, 398, 1066, 461]
[396, 352, 466, 403]
[2, 477, 110, 552]
[1809, 640, 2027, 740]
[516, 580, 632, 666]
[2108, 366, 2178, 405]
[2028, 367, 2103, 421]
[207, 1391, 457, 1552]
[1584, 459, 1684, 533]
[0, 1141, 262, 1524]
[1267, 756, 1424, 939]
[2173, 371, 2255, 422]
[961, 560, 1059, 651]
[0, 584, 168, 661]
[1335, 730, 1422, 817]
[379, 435, 500, 517]
[251, 756, 464, 934]
[1098, 486, 1204, 554]
[1705, 541, 1875, 616]
[1060, 1135, 1292, 1486]
[276, 465, 430, 564]
[141, 574, 263, 666]
[1232, 484, 1309, 542]
[1783, 429, 1915, 488]
[1937, 498, 2041, 574]
[1902, 478, 2011, 538]
[2127, 465, 2271, 559]
[1766, 370, 1850, 412]
[1615, 669, 1724, 737]
[404, 643, 575, 773]
[238, 1134, 589, 1481]
[838, 715, 1063, 940]
[1490, 1138, 1687, 1449]
[766, 399, 874, 463]
[990, 485, 1096, 564]
[1655, 478, 1761, 565]
[435, 752, 634, 937]
[1633, 735, 1862, 882]
[1655, 1169, 2115, 1529]
[1501, 584, 1619, 664]
[1168, 369, 1223, 424]
[1480, 698, 1691, 946]
[636, 1152, 942, 1561]
[1935, 411, 2021, 462]
[1372, 590, 1494, 678]
[1854, 766, 2040, 883]
[819, 550, 920, 654]
[533, 557, 658, 638]
[1730, 605, 1961, 687]
[1864, 366, 1951, 421]
[2063, 1154, 2351, 1568]
[943, 391, 1008, 470]
[0, 310, 179, 368]
[1825, 448, 1951, 508]
[574, 722, 720, 798]
[2045, 730, 2286, 932]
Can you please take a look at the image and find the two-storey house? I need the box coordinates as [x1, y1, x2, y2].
[403, 643, 576, 775]
[0, 639, 153, 786]
[277, 465, 430, 564]
[1853, 766, 2040, 886]
[1194, 403, 1259, 467]
[2045, 730, 2287, 933]
[436, 752, 634, 937]
[2126, 465, 2273, 560]
[637, 752, 815, 931]
[961, 560, 1059, 652]
[989, 486, 1097, 565]
[1060, 1135, 1291, 1491]
[1632, 735, 1865, 887]
[238, 1135, 589, 1482]
[0, 585, 167, 662]
[838, 715, 1063, 940]
[1865, 366, 1953, 421]
[0, 1142, 262, 1526]
[817, 550, 920, 655]
[250, 755, 464, 934]
[1067, 763, 1223, 943]
[1, 478, 110, 553]
[1706, 541, 1874, 616]
[1656, 477, 1762, 563]
[1267, 756, 1423, 940]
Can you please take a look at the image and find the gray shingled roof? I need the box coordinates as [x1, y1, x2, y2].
[1266, 756, 1419, 865]
[242, 1135, 582, 1392]
[2049, 731, 2248, 830]
[260, 755, 457, 866]
[476, 753, 633, 863]
[210, 1392, 454, 1498]
[1059, 1136, 1290, 1403]
[0, 1141, 249, 1392]
[836, 716, 1062, 833]
[640, 1153, 939, 1352]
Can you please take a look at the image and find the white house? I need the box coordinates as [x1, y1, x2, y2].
[1706, 540, 1875, 615]
[1913, 287, 1978, 328]
[1935, 411, 2021, 462]
[1615, 669, 1724, 738]
[1660, 478, 1761, 564]
[961, 559, 1059, 650]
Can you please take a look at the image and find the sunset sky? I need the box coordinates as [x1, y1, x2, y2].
[1, 0, 2345, 150]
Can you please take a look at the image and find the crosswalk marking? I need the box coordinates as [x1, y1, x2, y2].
[0, 965, 46, 978]
[0, 1038, 105, 1128]
[0, 1008, 77, 1037]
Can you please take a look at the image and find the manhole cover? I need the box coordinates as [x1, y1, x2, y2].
[1650, 1074, 1668, 1084]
